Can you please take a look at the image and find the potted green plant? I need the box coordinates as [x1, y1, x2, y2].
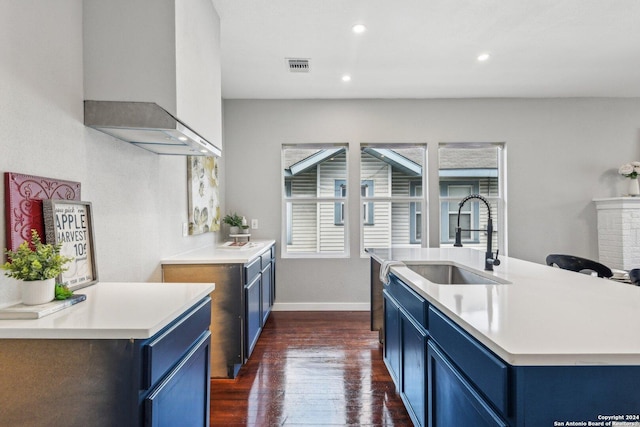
[223, 212, 243, 235]
[2, 229, 73, 305]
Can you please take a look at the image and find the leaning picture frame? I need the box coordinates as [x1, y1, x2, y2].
[42, 200, 98, 291]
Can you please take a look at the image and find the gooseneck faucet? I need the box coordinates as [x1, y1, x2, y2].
[453, 194, 500, 271]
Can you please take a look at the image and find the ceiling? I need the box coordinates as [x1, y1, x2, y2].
[211, 0, 640, 99]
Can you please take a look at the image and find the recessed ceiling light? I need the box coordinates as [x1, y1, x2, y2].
[178, 136, 188, 141]
[477, 53, 490, 62]
[342, 75, 352, 82]
[352, 24, 367, 34]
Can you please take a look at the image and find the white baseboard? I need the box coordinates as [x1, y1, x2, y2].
[272, 302, 369, 311]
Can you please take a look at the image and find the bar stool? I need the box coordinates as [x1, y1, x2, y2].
[545, 254, 613, 278]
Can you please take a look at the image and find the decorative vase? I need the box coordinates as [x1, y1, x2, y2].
[628, 178, 640, 196]
[229, 226, 239, 235]
[21, 278, 55, 305]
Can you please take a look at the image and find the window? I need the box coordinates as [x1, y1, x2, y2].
[360, 145, 426, 253]
[438, 143, 506, 252]
[282, 145, 349, 257]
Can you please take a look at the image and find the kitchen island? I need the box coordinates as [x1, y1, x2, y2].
[368, 247, 640, 427]
[0, 281, 214, 427]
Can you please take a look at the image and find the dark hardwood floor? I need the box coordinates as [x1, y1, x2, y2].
[210, 311, 412, 426]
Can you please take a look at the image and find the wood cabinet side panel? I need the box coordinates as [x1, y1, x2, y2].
[162, 263, 243, 378]
[162, 264, 218, 283]
[0, 339, 135, 427]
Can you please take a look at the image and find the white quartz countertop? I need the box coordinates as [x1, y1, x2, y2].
[161, 240, 275, 265]
[0, 282, 214, 339]
[368, 247, 640, 366]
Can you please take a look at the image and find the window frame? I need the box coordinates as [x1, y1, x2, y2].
[436, 142, 507, 254]
[282, 144, 350, 259]
[359, 143, 428, 256]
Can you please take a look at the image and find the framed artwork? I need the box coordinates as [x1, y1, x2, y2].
[4, 172, 81, 251]
[187, 156, 221, 235]
[43, 200, 98, 290]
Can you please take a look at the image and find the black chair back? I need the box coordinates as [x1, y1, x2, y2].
[629, 269, 640, 286]
[546, 254, 613, 278]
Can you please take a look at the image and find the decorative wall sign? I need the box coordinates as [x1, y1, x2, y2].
[43, 200, 98, 290]
[4, 172, 81, 251]
[187, 156, 221, 235]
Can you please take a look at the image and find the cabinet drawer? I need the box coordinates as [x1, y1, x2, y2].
[143, 297, 212, 389]
[244, 257, 261, 284]
[144, 332, 211, 427]
[388, 275, 428, 329]
[261, 250, 272, 270]
[428, 306, 508, 414]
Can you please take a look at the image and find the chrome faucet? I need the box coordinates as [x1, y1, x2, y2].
[453, 194, 500, 271]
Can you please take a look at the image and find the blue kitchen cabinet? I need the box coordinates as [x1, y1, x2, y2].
[383, 289, 401, 387]
[244, 246, 276, 359]
[261, 250, 273, 324]
[141, 297, 212, 426]
[261, 263, 272, 324]
[144, 332, 211, 427]
[383, 274, 507, 426]
[383, 276, 428, 427]
[245, 272, 262, 358]
[400, 312, 427, 427]
[427, 341, 507, 427]
[0, 296, 212, 427]
[382, 273, 640, 427]
[428, 306, 509, 416]
[163, 243, 276, 378]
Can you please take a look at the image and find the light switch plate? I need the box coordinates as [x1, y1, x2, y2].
[182, 222, 189, 236]
[251, 219, 258, 229]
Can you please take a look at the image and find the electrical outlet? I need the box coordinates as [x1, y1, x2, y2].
[182, 222, 189, 237]
[251, 219, 258, 229]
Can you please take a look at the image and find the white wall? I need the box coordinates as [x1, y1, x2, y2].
[223, 98, 640, 309]
[0, 0, 222, 306]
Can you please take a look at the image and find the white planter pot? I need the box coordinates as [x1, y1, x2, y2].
[21, 278, 55, 305]
[229, 226, 239, 235]
[628, 178, 640, 196]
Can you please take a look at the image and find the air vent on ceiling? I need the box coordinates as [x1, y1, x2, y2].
[287, 58, 310, 73]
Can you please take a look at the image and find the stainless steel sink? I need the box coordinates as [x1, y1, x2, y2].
[404, 263, 510, 285]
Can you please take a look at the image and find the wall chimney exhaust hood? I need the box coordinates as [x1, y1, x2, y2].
[84, 101, 221, 157]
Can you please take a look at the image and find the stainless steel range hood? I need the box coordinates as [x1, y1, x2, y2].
[84, 101, 221, 157]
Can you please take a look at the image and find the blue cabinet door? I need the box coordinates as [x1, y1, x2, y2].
[427, 341, 506, 427]
[245, 275, 262, 359]
[401, 312, 427, 427]
[261, 263, 272, 325]
[383, 290, 401, 389]
[144, 332, 211, 427]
